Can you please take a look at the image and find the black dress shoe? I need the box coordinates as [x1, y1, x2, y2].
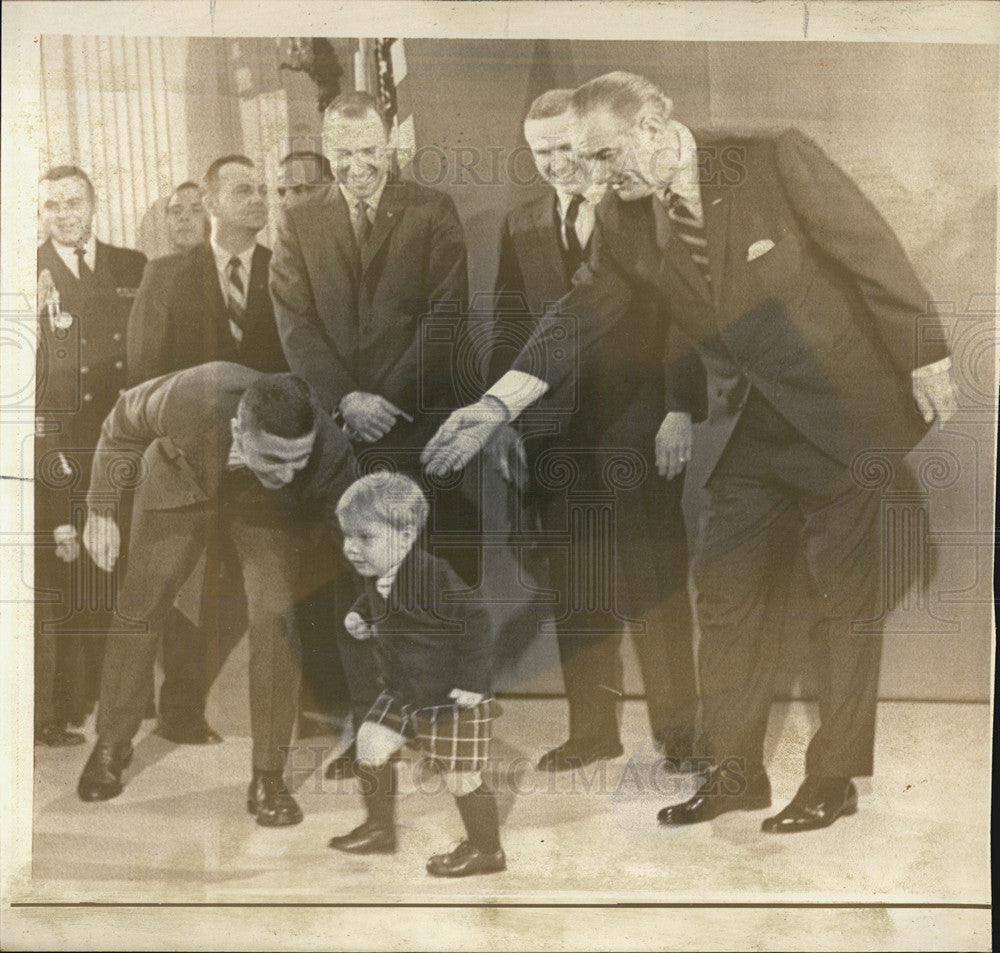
[426, 840, 507, 877]
[657, 763, 771, 825]
[35, 724, 86, 747]
[328, 821, 396, 854]
[77, 741, 134, 801]
[761, 777, 858, 834]
[536, 737, 624, 772]
[153, 720, 223, 745]
[247, 771, 303, 827]
[324, 742, 358, 780]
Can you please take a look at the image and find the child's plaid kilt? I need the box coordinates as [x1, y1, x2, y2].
[363, 690, 497, 772]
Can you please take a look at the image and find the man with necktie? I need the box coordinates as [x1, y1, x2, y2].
[128, 155, 288, 385]
[75, 363, 356, 824]
[270, 90, 471, 780]
[488, 89, 699, 771]
[423, 71, 957, 833]
[125, 156, 293, 745]
[35, 165, 147, 745]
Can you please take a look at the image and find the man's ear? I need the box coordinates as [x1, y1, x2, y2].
[637, 110, 668, 140]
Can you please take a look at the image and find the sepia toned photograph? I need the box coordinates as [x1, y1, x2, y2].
[1, 2, 995, 950]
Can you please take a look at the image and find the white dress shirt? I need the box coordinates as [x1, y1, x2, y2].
[555, 185, 603, 252]
[53, 235, 97, 279]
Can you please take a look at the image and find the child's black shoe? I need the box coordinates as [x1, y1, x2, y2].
[426, 840, 506, 877]
[328, 821, 396, 854]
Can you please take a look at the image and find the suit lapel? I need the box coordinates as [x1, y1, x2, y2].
[532, 193, 569, 285]
[362, 181, 405, 273]
[39, 238, 79, 292]
[700, 183, 731, 309]
[196, 244, 233, 357]
[328, 186, 362, 283]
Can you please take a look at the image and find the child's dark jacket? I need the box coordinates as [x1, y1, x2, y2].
[351, 546, 493, 708]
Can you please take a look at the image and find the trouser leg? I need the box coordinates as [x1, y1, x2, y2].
[95, 506, 208, 745]
[693, 476, 793, 769]
[556, 627, 622, 742]
[631, 586, 698, 750]
[794, 466, 883, 778]
[228, 516, 328, 772]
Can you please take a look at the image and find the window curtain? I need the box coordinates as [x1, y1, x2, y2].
[39, 36, 298, 257]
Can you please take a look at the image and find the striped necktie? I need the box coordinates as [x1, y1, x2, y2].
[665, 190, 712, 289]
[226, 256, 247, 343]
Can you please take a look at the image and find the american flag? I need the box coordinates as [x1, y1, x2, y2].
[357, 38, 416, 166]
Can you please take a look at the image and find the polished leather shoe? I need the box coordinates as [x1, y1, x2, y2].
[761, 777, 858, 834]
[246, 771, 303, 827]
[657, 763, 771, 825]
[328, 821, 396, 854]
[77, 741, 134, 801]
[35, 724, 86, 747]
[426, 840, 506, 877]
[154, 720, 222, 745]
[536, 737, 624, 772]
[324, 742, 358, 780]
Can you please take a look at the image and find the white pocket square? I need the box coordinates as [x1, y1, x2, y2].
[747, 239, 776, 262]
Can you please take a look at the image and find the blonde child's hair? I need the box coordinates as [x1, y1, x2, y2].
[335, 471, 429, 532]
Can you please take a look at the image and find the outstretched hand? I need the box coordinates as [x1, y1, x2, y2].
[82, 510, 121, 572]
[485, 424, 528, 487]
[421, 397, 510, 478]
[913, 366, 958, 425]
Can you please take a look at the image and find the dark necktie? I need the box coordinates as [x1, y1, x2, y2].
[354, 200, 372, 246]
[665, 190, 712, 289]
[75, 248, 94, 283]
[563, 193, 585, 267]
[226, 256, 246, 342]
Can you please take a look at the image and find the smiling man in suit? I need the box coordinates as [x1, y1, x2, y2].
[270, 90, 471, 780]
[127, 155, 288, 385]
[75, 363, 355, 825]
[35, 165, 147, 745]
[488, 89, 699, 772]
[423, 71, 957, 833]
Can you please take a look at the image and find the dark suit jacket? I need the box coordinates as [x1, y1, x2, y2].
[351, 546, 492, 707]
[126, 243, 288, 387]
[36, 238, 146, 530]
[269, 179, 468, 445]
[512, 128, 949, 479]
[491, 190, 703, 453]
[87, 362, 355, 534]
[490, 191, 695, 613]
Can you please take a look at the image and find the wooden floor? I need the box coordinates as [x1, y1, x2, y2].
[12, 630, 992, 951]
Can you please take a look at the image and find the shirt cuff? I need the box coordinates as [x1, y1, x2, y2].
[484, 371, 549, 421]
[912, 356, 952, 379]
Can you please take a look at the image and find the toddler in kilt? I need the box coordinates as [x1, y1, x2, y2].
[327, 473, 505, 877]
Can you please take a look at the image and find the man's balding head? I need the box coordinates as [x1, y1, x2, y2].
[571, 71, 682, 201]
